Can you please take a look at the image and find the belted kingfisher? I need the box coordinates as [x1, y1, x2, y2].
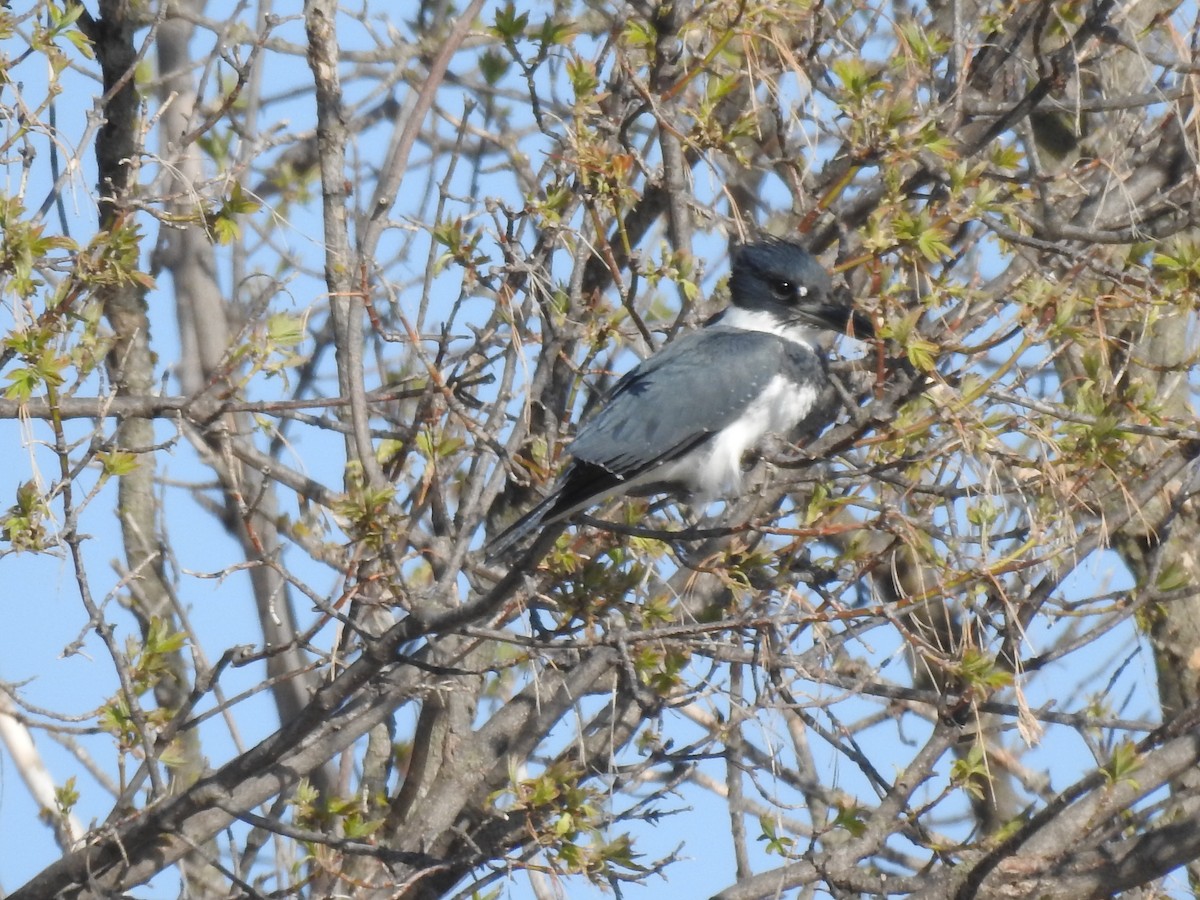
[488, 237, 872, 558]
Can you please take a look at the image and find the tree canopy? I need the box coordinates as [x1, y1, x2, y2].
[1, 1, 1199, 898]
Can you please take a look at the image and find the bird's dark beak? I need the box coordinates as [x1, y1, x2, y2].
[847, 308, 876, 341]
[801, 300, 875, 341]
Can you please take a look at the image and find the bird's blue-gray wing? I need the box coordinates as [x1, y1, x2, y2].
[569, 327, 789, 475]
[486, 327, 813, 558]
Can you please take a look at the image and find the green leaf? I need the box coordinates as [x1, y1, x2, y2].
[55, 777, 79, 816]
[535, 16, 572, 46]
[950, 743, 989, 799]
[266, 312, 306, 348]
[916, 224, 952, 262]
[208, 211, 240, 244]
[831, 58, 885, 100]
[97, 450, 140, 477]
[905, 336, 939, 372]
[4, 367, 38, 401]
[622, 18, 656, 50]
[491, 2, 529, 40]
[1102, 740, 1141, 786]
[65, 27, 95, 59]
[1155, 562, 1188, 593]
[479, 48, 510, 85]
[225, 181, 260, 215]
[554, 812, 575, 837]
[955, 649, 1013, 690]
[757, 815, 795, 856]
[965, 498, 998, 527]
[343, 814, 386, 840]
[408, 409, 462, 459]
[567, 56, 599, 99]
[832, 802, 867, 837]
[158, 739, 189, 770]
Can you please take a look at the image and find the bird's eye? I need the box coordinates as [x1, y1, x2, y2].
[771, 279, 811, 302]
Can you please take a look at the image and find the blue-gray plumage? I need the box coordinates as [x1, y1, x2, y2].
[487, 237, 871, 558]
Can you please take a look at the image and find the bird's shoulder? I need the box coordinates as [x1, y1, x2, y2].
[613, 325, 793, 384]
[604, 326, 823, 404]
[571, 327, 804, 460]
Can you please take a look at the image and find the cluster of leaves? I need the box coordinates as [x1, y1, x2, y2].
[494, 762, 644, 883]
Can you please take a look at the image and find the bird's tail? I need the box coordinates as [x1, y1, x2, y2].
[485, 489, 563, 562]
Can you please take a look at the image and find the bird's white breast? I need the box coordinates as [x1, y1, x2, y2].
[656, 374, 819, 502]
[679, 307, 822, 498]
[625, 306, 826, 505]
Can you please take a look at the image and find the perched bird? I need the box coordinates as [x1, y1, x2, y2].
[487, 237, 872, 559]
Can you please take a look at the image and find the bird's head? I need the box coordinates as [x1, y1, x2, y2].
[727, 238, 874, 341]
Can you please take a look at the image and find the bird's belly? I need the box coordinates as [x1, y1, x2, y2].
[658, 375, 817, 501]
